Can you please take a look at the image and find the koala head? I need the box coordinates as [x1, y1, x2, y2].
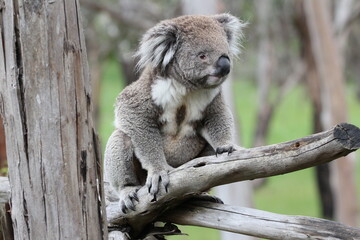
[136, 14, 245, 90]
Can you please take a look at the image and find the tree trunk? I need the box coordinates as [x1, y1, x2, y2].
[181, 0, 220, 15]
[253, 0, 274, 148]
[0, 117, 6, 171]
[293, 2, 335, 220]
[304, 0, 358, 226]
[0, 0, 107, 239]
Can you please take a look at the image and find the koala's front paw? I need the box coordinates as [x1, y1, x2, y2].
[216, 144, 235, 156]
[146, 166, 173, 200]
[119, 186, 140, 213]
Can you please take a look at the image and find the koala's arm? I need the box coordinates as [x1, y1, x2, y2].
[116, 96, 173, 195]
[201, 93, 237, 154]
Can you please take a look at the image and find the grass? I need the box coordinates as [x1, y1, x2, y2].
[98, 59, 360, 239]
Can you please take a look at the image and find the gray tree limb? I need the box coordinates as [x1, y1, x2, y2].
[163, 201, 360, 240]
[106, 123, 360, 238]
[0, 124, 359, 239]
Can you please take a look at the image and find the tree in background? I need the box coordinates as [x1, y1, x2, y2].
[303, 0, 358, 226]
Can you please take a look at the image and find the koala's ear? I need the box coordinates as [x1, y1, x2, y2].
[135, 22, 179, 72]
[213, 13, 246, 57]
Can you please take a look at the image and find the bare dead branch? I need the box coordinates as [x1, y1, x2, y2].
[106, 123, 360, 237]
[162, 201, 360, 240]
[0, 123, 359, 239]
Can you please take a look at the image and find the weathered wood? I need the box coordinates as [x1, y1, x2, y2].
[106, 123, 360, 236]
[0, 0, 106, 239]
[0, 117, 6, 170]
[163, 201, 360, 240]
[1, 177, 359, 240]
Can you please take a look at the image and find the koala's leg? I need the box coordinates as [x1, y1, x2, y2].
[197, 143, 216, 157]
[104, 129, 140, 213]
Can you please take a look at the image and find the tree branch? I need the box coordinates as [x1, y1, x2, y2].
[106, 123, 360, 237]
[0, 123, 359, 239]
[162, 201, 360, 240]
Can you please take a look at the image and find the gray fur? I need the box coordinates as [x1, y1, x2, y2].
[104, 13, 244, 213]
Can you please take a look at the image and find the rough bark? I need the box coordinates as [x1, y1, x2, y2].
[0, 0, 106, 239]
[304, 0, 358, 226]
[106, 123, 360, 238]
[0, 117, 6, 170]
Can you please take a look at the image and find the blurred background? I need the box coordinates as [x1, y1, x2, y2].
[1, 0, 360, 239]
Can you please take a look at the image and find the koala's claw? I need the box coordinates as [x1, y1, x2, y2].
[146, 169, 171, 198]
[119, 186, 140, 214]
[216, 145, 235, 156]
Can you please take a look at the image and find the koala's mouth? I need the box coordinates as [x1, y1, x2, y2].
[205, 75, 226, 87]
[192, 75, 227, 89]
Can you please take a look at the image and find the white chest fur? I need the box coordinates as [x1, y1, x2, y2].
[151, 77, 220, 137]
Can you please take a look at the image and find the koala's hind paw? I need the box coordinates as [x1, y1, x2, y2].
[119, 186, 140, 213]
[146, 168, 173, 200]
[216, 145, 235, 156]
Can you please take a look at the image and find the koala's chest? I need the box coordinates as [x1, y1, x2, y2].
[159, 99, 202, 137]
[151, 78, 219, 137]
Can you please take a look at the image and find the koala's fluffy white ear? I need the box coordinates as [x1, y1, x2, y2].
[213, 13, 246, 57]
[135, 22, 178, 72]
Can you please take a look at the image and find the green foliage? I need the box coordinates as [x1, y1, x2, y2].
[99, 59, 124, 151]
[0, 167, 8, 176]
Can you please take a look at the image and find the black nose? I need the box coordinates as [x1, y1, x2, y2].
[215, 56, 231, 77]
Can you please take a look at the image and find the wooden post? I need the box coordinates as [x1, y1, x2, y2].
[0, 0, 107, 239]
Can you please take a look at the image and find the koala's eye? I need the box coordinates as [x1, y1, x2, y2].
[199, 53, 207, 60]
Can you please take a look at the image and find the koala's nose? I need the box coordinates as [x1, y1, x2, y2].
[215, 56, 231, 77]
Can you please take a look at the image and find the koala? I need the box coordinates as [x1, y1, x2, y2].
[104, 13, 244, 213]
